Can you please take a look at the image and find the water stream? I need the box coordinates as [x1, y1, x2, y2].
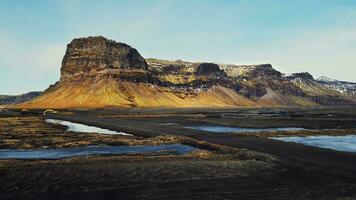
[0, 144, 195, 160]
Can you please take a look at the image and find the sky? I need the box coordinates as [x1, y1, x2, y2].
[1, 0, 356, 95]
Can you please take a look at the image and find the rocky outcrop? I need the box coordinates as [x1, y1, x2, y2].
[245, 64, 282, 78]
[219, 64, 280, 78]
[195, 63, 225, 76]
[286, 72, 314, 80]
[146, 59, 231, 90]
[60, 36, 148, 82]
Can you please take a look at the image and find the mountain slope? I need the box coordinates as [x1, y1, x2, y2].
[258, 88, 317, 106]
[287, 73, 341, 96]
[286, 73, 355, 106]
[17, 37, 256, 108]
[148, 59, 313, 106]
[316, 76, 356, 96]
[18, 80, 256, 108]
[14, 36, 356, 108]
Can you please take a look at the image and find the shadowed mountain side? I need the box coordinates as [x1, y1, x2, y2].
[258, 88, 317, 106]
[0, 92, 42, 106]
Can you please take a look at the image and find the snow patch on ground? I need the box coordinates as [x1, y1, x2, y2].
[46, 119, 132, 136]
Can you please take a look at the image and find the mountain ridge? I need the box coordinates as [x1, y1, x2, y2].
[0, 92, 42, 106]
[13, 36, 356, 108]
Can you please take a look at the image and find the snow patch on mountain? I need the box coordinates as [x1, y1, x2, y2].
[316, 76, 356, 96]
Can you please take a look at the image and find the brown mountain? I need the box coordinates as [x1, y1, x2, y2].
[16, 36, 355, 109]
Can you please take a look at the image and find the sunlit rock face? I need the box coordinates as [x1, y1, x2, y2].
[60, 36, 148, 82]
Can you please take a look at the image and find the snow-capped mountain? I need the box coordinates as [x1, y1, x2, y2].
[286, 73, 341, 96]
[317, 76, 338, 82]
[316, 76, 356, 96]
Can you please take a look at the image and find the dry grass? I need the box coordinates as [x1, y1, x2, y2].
[0, 116, 277, 164]
[0, 116, 185, 149]
[15, 80, 256, 109]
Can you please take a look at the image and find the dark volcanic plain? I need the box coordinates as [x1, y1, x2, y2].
[1, 107, 356, 200]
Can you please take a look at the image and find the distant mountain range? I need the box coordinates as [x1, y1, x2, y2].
[316, 76, 356, 96]
[7, 36, 355, 108]
[0, 92, 42, 106]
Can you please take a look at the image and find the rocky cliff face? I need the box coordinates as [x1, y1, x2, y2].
[195, 63, 226, 76]
[60, 36, 148, 82]
[146, 59, 232, 91]
[220, 64, 280, 78]
[286, 72, 314, 80]
[15, 36, 356, 108]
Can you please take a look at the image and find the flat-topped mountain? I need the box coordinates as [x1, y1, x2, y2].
[16, 36, 356, 108]
[60, 36, 149, 82]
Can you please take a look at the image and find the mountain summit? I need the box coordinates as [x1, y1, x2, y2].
[60, 36, 148, 82]
[16, 36, 356, 108]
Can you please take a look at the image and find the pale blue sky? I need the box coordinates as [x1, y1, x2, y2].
[1, 0, 356, 94]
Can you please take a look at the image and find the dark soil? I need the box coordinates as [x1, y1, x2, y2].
[1, 107, 356, 199]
